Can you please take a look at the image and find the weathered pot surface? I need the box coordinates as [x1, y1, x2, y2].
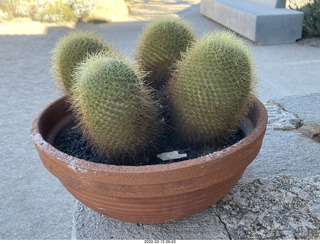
[30, 96, 268, 224]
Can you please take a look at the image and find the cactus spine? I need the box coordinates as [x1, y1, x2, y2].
[135, 15, 195, 90]
[168, 31, 256, 145]
[71, 54, 160, 162]
[52, 31, 114, 95]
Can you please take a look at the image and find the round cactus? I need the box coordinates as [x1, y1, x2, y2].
[135, 15, 196, 90]
[52, 31, 114, 95]
[71, 54, 161, 162]
[167, 31, 257, 146]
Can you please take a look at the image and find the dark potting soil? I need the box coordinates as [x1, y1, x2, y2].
[54, 126, 246, 166]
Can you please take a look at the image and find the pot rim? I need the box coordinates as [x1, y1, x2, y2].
[30, 96, 268, 174]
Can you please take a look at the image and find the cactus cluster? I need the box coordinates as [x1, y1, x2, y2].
[135, 15, 195, 90]
[167, 32, 256, 145]
[51, 16, 257, 164]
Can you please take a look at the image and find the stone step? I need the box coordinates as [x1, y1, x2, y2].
[200, 0, 304, 45]
[71, 175, 320, 240]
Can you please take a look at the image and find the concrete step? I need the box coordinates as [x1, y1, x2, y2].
[242, 0, 286, 8]
[200, 0, 304, 45]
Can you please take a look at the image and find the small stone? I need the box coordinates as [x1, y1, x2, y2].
[265, 102, 302, 130]
[309, 204, 320, 219]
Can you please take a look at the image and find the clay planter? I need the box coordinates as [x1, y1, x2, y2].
[30, 96, 268, 224]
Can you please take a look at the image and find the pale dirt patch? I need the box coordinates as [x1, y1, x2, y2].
[123, 0, 201, 22]
[0, 0, 200, 35]
[0, 17, 75, 35]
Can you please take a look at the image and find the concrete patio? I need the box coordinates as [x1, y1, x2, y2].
[0, 0, 319, 240]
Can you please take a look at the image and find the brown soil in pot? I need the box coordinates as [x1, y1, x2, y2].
[30, 96, 268, 224]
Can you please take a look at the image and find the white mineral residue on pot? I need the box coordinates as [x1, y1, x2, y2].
[97, 207, 106, 210]
[32, 132, 49, 146]
[201, 138, 245, 160]
[65, 155, 88, 174]
[34, 132, 88, 173]
[144, 165, 151, 172]
[204, 150, 224, 159]
[202, 154, 214, 160]
[67, 163, 88, 173]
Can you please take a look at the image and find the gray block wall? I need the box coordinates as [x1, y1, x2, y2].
[200, 0, 304, 45]
[242, 0, 286, 8]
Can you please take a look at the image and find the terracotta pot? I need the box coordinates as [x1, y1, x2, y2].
[30, 96, 268, 224]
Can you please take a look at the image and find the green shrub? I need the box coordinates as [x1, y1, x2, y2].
[64, 0, 97, 20]
[289, 0, 320, 37]
[0, 0, 97, 22]
[0, 9, 8, 21]
[33, 0, 77, 23]
[0, 0, 20, 19]
[300, 0, 320, 37]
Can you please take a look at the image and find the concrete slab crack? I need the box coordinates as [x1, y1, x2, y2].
[209, 206, 232, 240]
